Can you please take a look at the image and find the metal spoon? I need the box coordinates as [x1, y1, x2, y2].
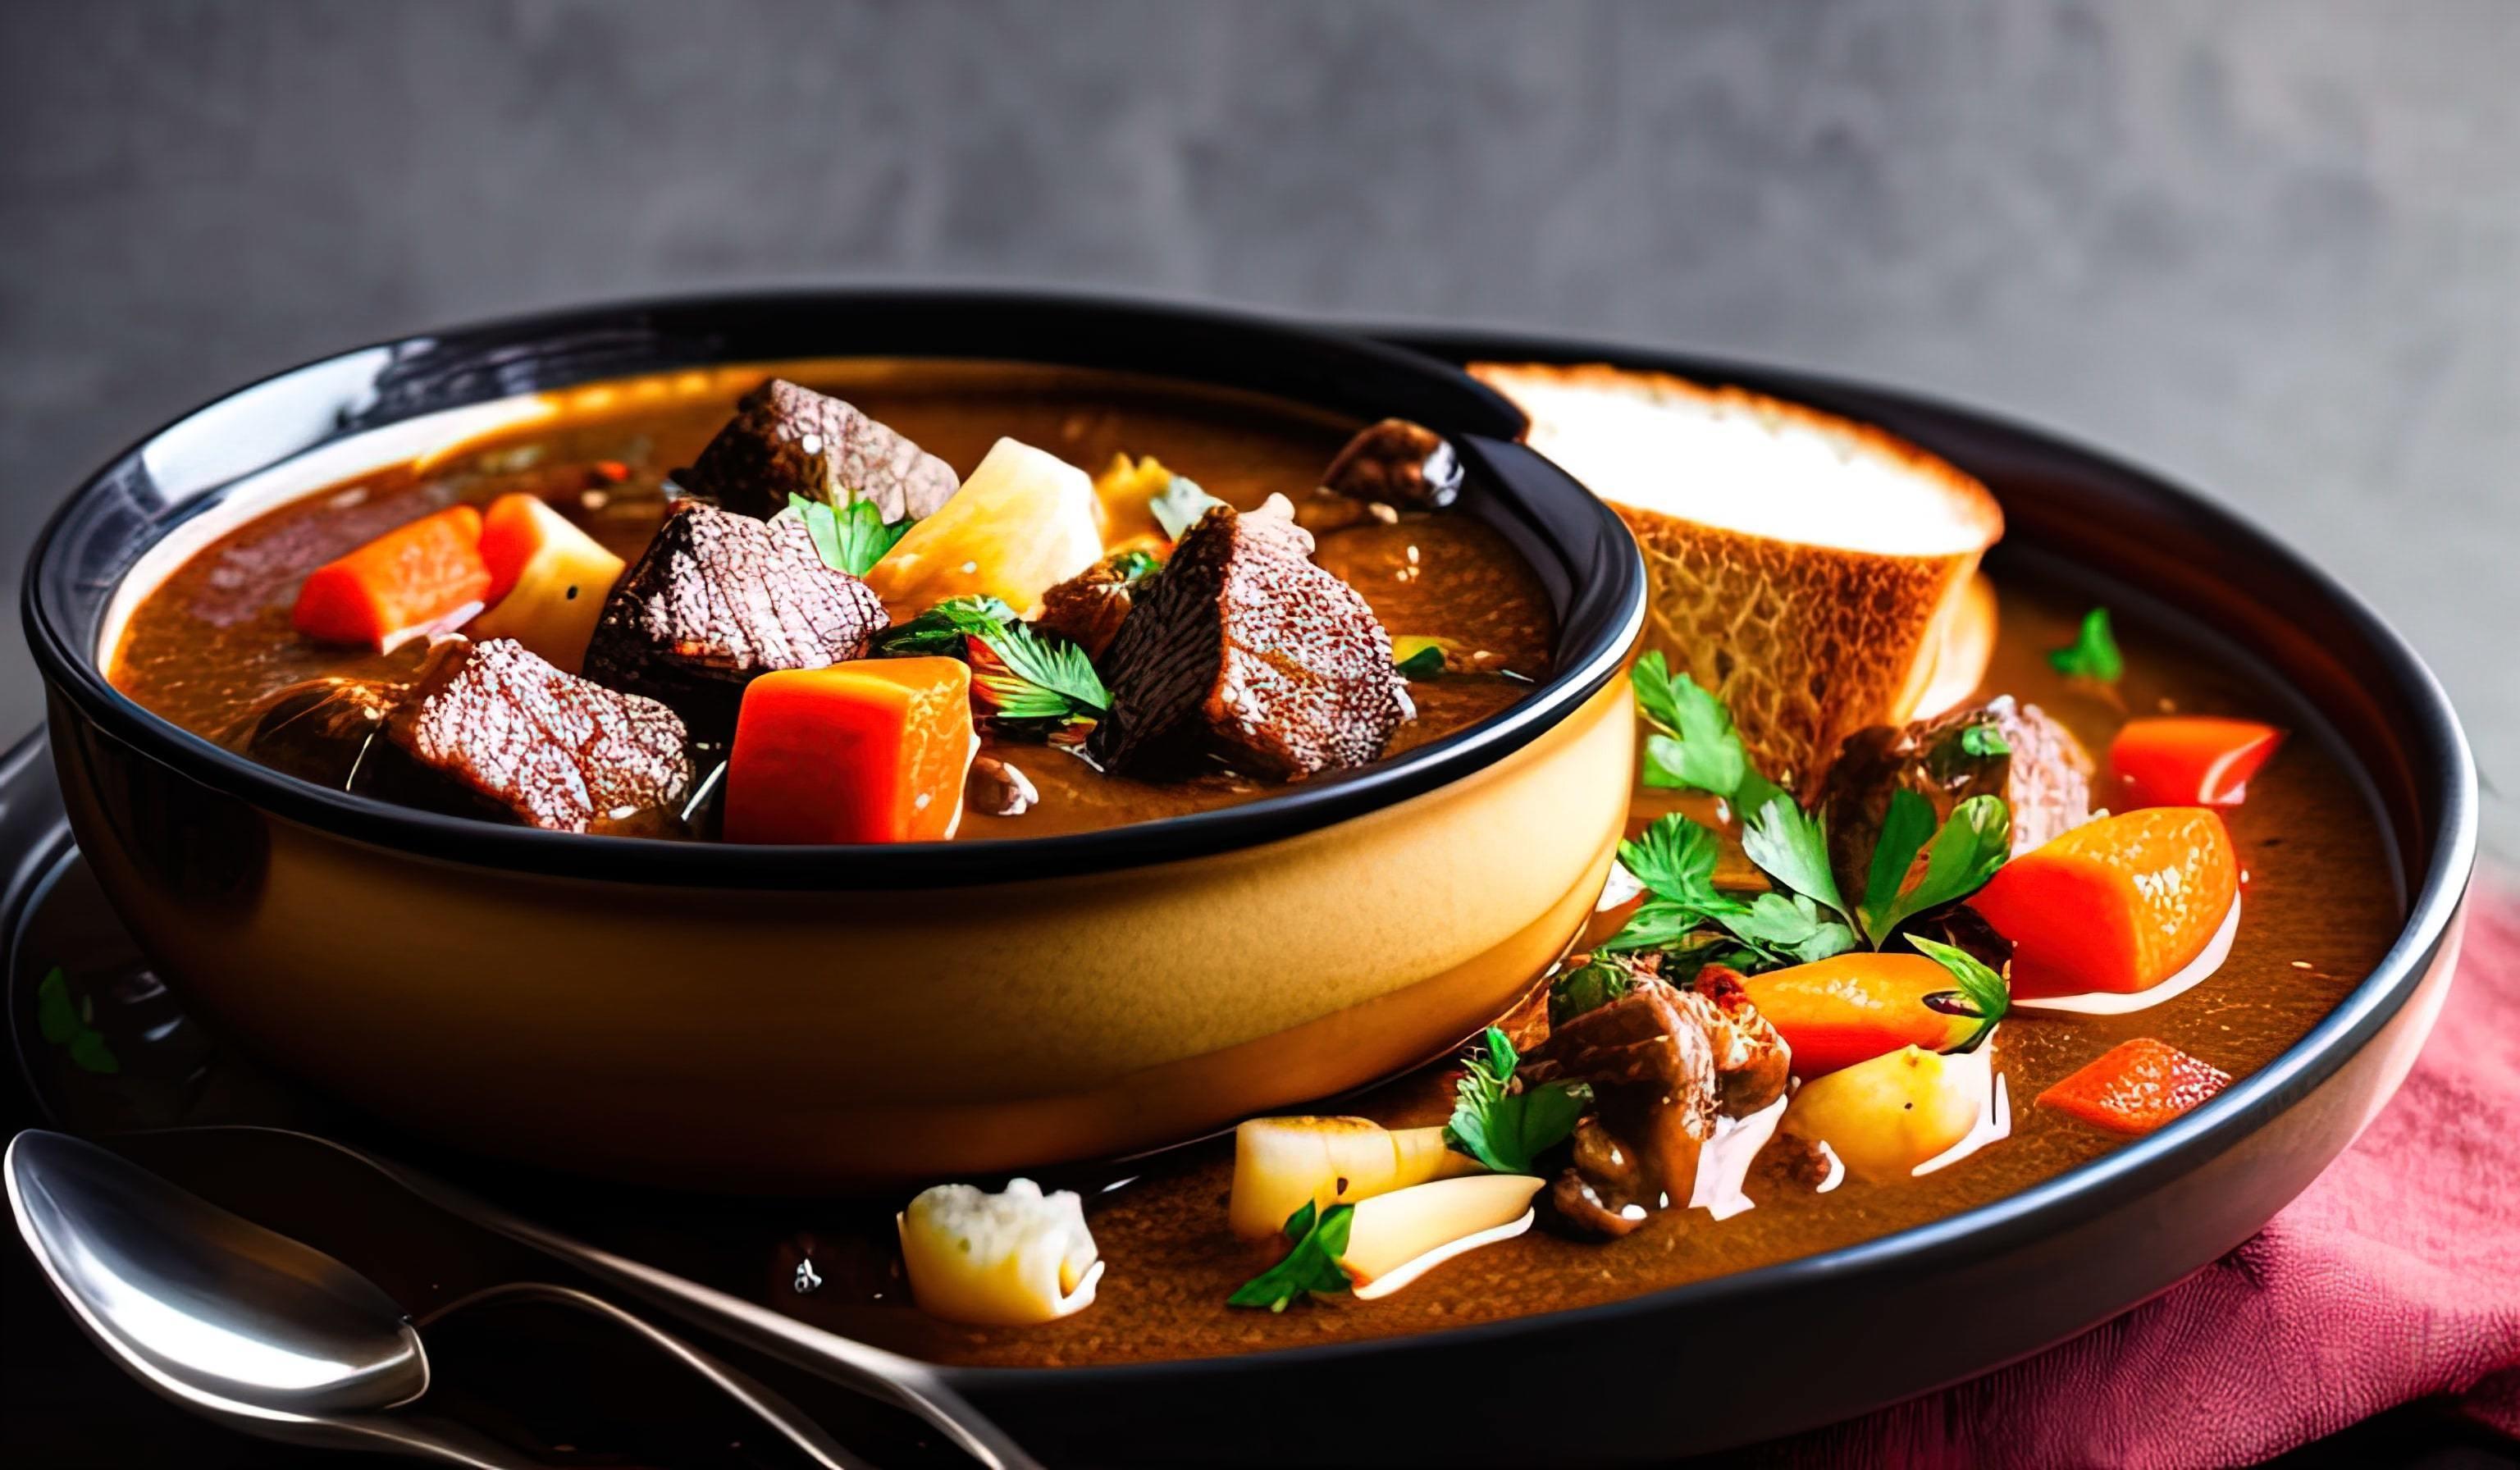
[6, 1130, 862, 1468]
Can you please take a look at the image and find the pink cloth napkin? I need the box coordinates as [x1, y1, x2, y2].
[1742, 879, 2520, 1469]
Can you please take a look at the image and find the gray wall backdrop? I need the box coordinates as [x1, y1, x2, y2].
[3, 0, 2513, 861]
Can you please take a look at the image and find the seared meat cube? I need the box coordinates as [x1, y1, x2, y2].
[683, 378, 960, 523]
[1526, 965, 1791, 1237]
[385, 637, 693, 832]
[1824, 696, 2095, 892]
[582, 502, 888, 738]
[1087, 503, 1407, 779]
[1321, 418, 1463, 510]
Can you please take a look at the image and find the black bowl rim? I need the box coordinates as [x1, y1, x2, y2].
[20, 290, 1646, 890]
[915, 326, 2480, 1390]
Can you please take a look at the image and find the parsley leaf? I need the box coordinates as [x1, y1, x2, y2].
[2048, 606, 2125, 683]
[1597, 899, 1726, 952]
[1738, 794, 1855, 933]
[1860, 796, 2011, 945]
[1859, 788, 1939, 943]
[1395, 641, 1447, 679]
[1226, 1199, 1356, 1311]
[874, 597, 1108, 724]
[1960, 724, 2011, 757]
[1549, 957, 1634, 1023]
[1107, 548, 1164, 584]
[35, 967, 118, 1075]
[1149, 474, 1228, 540]
[970, 619, 1110, 724]
[1617, 813, 1732, 911]
[790, 493, 912, 578]
[1632, 653, 1752, 799]
[1719, 892, 1857, 964]
[1442, 1027, 1589, 1174]
[1907, 934, 2009, 1053]
[870, 596, 1022, 658]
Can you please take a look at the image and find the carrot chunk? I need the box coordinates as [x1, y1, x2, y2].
[2110, 716, 2284, 809]
[291, 505, 491, 651]
[2038, 1038, 2230, 1134]
[723, 657, 979, 845]
[1740, 953, 1985, 1077]
[1966, 807, 2237, 998]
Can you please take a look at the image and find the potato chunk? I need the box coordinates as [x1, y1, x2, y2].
[898, 1179, 1101, 1326]
[1229, 1116, 1478, 1239]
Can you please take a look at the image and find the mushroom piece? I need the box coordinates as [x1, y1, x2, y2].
[1321, 418, 1465, 511]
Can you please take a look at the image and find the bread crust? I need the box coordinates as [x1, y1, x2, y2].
[1472, 362, 2002, 792]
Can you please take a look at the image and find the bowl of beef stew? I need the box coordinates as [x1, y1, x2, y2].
[22, 293, 1645, 1189]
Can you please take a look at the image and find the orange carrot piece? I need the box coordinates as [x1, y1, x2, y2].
[1739, 953, 1984, 1077]
[290, 505, 490, 651]
[1967, 807, 2237, 998]
[2038, 1039, 2230, 1134]
[478, 492, 579, 603]
[2110, 717, 2285, 810]
[723, 658, 978, 845]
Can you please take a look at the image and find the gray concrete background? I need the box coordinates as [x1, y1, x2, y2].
[2, 0, 2513, 862]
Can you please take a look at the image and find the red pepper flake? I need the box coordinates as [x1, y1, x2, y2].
[2037, 1039, 2231, 1134]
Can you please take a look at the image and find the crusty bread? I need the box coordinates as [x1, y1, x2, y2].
[1912, 571, 1998, 721]
[1472, 363, 2003, 792]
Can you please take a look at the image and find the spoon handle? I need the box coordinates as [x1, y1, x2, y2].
[421, 1281, 866, 1470]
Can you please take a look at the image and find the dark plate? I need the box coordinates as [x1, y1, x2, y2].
[4, 324, 2479, 1467]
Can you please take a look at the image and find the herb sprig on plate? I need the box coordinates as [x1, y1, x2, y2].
[1226, 1199, 1354, 1312]
[2048, 606, 2124, 683]
[1443, 1026, 1588, 1175]
[1606, 653, 2013, 966]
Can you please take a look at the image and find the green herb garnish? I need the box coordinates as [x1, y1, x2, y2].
[1107, 547, 1164, 584]
[1737, 794, 1856, 934]
[1395, 644, 1446, 679]
[1227, 1199, 1354, 1312]
[1548, 957, 1635, 1023]
[35, 967, 118, 1075]
[2048, 606, 2124, 683]
[790, 493, 913, 578]
[1148, 474, 1227, 540]
[1633, 652, 1770, 806]
[872, 596, 1107, 724]
[1443, 1027, 1589, 1175]
[1856, 794, 2011, 946]
[1907, 934, 2010, 1053]
[1959, 724, 2011, 757]
[870, 596, 1023, 658]
[1719, 891, 1858, 964]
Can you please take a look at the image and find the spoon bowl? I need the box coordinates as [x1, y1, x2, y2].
[6, 1129, 427, 1419]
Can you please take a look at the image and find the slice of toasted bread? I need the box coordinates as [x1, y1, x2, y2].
[1472, 363, 2003, 792]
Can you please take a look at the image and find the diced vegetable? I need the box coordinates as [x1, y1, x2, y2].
[468, 494, 626, 673]
[2109, 717, 2285, 809]
[723, 657, 978, 844]
[1966, 807, 2238, 998]
[1090, 451, 1176, 545]
[1335, 1174, 1544, 1298]
[1782, 1044, 1983, 1183]
[2037, 1038, 2230, 1134]
[290, 505, 491, 651]
[1228, 1116, 1479, 1239]
[898, 1178, 1100, 1325]
[1739, 952, 1988, 1077]
[864, 438, 1103, 618]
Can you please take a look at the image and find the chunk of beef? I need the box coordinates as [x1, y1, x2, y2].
[1823, 696, 2095, 893]
[582, 502, 888, 739]
[384, 637, 693, 832]
[682, 378, 959, 523]
[1527, 965, 1791, 1239]
[1321, 418, 1463, 510]
[1086, 503, 1407, 779]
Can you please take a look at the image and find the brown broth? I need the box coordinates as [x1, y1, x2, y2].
[107, 361, 1554, 838]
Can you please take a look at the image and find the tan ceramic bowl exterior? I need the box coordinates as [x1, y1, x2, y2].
[51, 676, 1632, 1190]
